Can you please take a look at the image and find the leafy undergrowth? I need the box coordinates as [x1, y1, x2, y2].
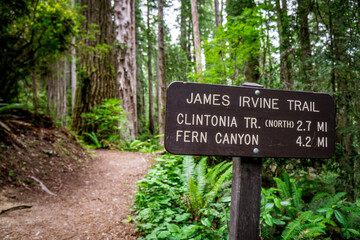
[0, 109, 92, 190]
[132, 154, 360, 240]
[132, 154, 232, 240]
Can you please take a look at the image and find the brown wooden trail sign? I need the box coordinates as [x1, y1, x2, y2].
[164, 81, 335, 240]
[165, 81, 335, 158]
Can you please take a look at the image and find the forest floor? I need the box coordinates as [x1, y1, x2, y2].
[0, 149, 154, 239]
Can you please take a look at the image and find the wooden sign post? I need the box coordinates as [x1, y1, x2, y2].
[229, 157, 262, 239]
[164, 81, 335, 239]
[229, 83, 263, 240]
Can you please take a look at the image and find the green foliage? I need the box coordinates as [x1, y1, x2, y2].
[134, 155, 360, 239]
[181, 156, 232, 224]
[0, 103, 27, 114]
[202, 7, 263, 84]
[260, 173, 360, 239]
[122, 136, 163, 154]
[0, 0, 79, 103]
[83, 132, 101, 149]
[132, 155, 232, 239]
[81, 98, 128, 148]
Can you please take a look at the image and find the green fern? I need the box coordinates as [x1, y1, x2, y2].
[291, 179, 303, 212]
[84, 132, 101, 148]
[274, 177, 291, 201]
[281, 211, 312, 240]
[196, 157, 207, 197]
[189, 177, 203, 220]
[181, 157, 233, 222]
[182, 156, 195, 193]
[321, 192, 346, 209]
[204, 166, 232, 209]
[206, 161, 232, 187]
[0, 103, 26, 113]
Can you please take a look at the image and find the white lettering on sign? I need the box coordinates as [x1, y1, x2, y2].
[239, 96, 279, 109]
[265, 119, 294, 128]
[317, 121, 328, 132]
[317, 137, 328, 147]
[244, 117, 260, 129]
[287, 100, 320, 112]
[215, 132, 259, 145]
[186, 92, 230, 106]
[176, 113, 237, 127]
[176, 130, 208, 143]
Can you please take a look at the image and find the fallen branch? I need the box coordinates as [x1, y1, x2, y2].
[30, 176, 57, 196]
[0, 205, 32, 215]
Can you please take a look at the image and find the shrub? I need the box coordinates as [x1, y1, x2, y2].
[81, 98, 128, 148]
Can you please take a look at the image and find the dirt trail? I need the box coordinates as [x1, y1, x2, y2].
[0, 150, 154, 240]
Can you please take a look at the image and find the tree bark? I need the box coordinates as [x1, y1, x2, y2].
[214, 0, 220, 28]
[47, 61, 67, 127]
[70, 0, 76, 109]
[297, 0, 312, 88]
[31, 68, 39, 114]
[147, 0, 155, 135]
[157, 0, 166, 144]
[72, 0, 117, 134]
[114, 0, 137, 139]
[275, 0, 292, 89]
[191, 0, 202, 78]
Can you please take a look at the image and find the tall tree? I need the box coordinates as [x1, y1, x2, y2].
[47, 61, 67, 127]
[135, 0, 146, 134]
[72, 0, 117, 134]
[297, 0, 313, 88]
[71, 0, 76, 109]
[179, 0, 192, 81]
[275, 0, 292, 88]
[191, 0, 202, 78]
[157, 0, 166, 144]
[214, 0, 220, 28]
[147, 0, 155, 134]
[114, 0, 138, 138]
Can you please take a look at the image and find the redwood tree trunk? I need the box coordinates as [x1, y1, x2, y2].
[191, 0, 202, 78]
[114, 0, 137, 139]
[48, 61, 67, 127]
[71, 0, 76, 109]
[214, 0, 220, 28]
[32, 68, 39, 114]
[276, 0, 292, 89]
[147, 0, 155, 135]
[71, 0, 117, 134]
[297, 0, 312, 88]
[157, 0, 166, 144]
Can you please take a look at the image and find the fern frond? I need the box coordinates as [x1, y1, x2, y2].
[274, 177, 291, 200]
[291, 180, 303, 212]
[84, 132, 101, 148]
[207, 161, 232, 186]
[281, 211, 312, 240]
[298, 222, 326, 238]
[204, 166, 232, 209]
[189, 177, 203, 218]
[321, 192, 346, 209]
[196, 157, 208, 197]
[182, 156, 195, 193]
[309, 192, 330, 210]
[205, 161, 226, 181]
[282, 172, 291, 195]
